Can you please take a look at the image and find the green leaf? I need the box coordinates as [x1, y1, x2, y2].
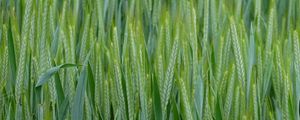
[35, 64, 78, 87]
[71, 52, 91, 120]
[246, 24, 256, 106]
[215, 96, 223, 120]
[153, 76, 162, 120]
[58, 97, 69, 120]
[54, 66, 65, 105]
[195, 65, 204, 119]
[7, 21, 17, 94]
[71, 64, 87, 120]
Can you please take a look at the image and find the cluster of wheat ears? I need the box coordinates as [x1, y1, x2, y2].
[0, 0, 300, 119]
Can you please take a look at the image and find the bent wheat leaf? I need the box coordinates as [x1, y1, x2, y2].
[35, 64, 78, 87]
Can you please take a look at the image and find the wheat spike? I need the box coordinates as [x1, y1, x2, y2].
[191, 7, 198, 101]
[266, 8, 274, 53]
[15, 1, 32, 119]
[223, 31, 232, 69]
[161, 30, 179, 119]
[112, 27, 127, 119]
[230, 17, 245, 87]
[216, 37, 224, 90]
[158, 55, 164, 102]
[126, 24, 136, 120]
[1, 26, 8, 85]
[257, 47, 263, 92]
[202, 0, 209, 54]
[103, 80, 110, 120]
[224, 65, 235, 120]
[179, 78, 193, 120]
[79, 14, 90, 63]
[253, 84, 259, 120]
[283, 74, 289, 120]
[165, 15, 171, 58]
[15, 0, 32, 100]
[95, 42, 103, 116]
[274, 45, 283, 103]
[125, 57, 134, 120]
[293, 31, 300, 120]
[138, 48, 149, 120]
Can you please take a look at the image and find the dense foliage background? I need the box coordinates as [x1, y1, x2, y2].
[0, 0, 300, 119]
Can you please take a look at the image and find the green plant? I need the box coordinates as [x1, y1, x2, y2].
[0, 0, 299, 119]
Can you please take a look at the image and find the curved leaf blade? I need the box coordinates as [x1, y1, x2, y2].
[35, 64, 78, 87]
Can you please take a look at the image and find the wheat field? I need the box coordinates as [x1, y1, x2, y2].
[0, 0, 300, 119]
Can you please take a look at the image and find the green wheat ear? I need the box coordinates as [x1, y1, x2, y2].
[230, 17, 245, 87]
[224, 65, 235, 120]
[161, 28, 179, 119]
[112, 27, 127, 119]
[178, 78, 193, 120]
[253, 84, 259, 120]
[15, 0, 32, 118]
[1, 25, 8, 89]
[282, 74, 289, 120]
[293, 31, 300, 120]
